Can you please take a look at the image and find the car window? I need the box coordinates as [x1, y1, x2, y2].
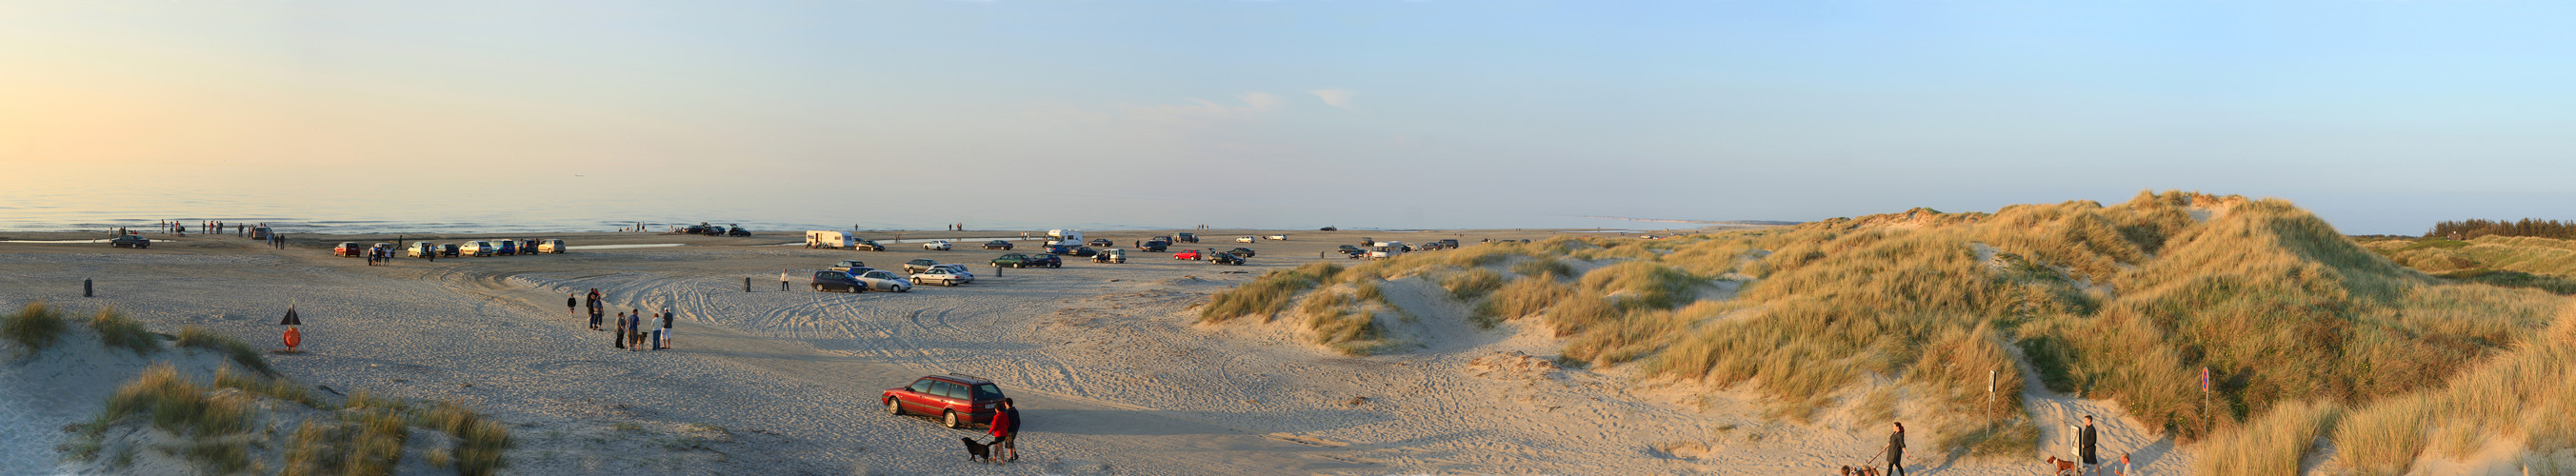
[932, 381, 962, 399]
[971, 384, 1002, 400]
[910, 379, 936, 393]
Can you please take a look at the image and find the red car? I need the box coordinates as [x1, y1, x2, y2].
[332, 242, 365, 257]
[883, 374, 1007, 428]
[1173, 249, 1201, 260]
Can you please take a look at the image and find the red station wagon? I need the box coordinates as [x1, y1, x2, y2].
[883, 374, 1007, 428]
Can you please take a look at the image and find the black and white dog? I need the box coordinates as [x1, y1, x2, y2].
[962, 437, 994, 463]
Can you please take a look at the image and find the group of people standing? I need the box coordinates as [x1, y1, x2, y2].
[362, 246, 397, 266]
[575, 288, 671, 350]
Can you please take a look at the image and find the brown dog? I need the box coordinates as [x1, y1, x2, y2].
[1838, 466, 1881, 476]
[2045, 456, 2079, 475]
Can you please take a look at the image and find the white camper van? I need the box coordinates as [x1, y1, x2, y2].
[806, 230, 857, 249]
[1368, 241, 1408, 260]
[1046, 229, 1085, 247]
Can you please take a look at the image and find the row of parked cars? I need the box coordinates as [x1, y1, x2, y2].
[807, 258, 983, 292]
[335, 239, 567, 258]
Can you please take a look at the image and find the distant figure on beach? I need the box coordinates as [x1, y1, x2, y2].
[614, 311, 629, 348]
[627, 310, 645, 350]
[568, 293, 579, 315]
[660, 309, 674, 349]
[780, 270, 790, 291]
[649, 310, 664, 349]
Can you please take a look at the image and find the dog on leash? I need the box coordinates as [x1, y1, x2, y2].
[1839, 466, 1881, 476]
[962, 437, 994, 463]
[2045, 456, 2080, 475]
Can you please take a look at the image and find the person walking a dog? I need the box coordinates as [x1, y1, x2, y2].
[988, 399, 1022, 463]
[1886, 422, 1907, 476]
[2080, 415, 2101, 475]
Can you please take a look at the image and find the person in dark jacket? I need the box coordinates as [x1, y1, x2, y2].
[613, 311, 628, 348]
[568, 293, 578, 316]
[1887, 422, 1907, 476]
[2081, 415, 2100, 475]
[988, 398, 1022, 463]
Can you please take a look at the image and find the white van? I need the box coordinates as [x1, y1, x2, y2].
[1047, 229, 1084, 244]
[806, 230, 856, 249]
[1368, 241, 1407, 260]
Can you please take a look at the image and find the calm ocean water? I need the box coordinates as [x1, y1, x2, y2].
[1, 163, 1709, 234]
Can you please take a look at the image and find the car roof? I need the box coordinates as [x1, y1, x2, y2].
[926, 373, 995, 386]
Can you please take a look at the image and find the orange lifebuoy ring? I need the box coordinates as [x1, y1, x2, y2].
[283, 327, 302, 348]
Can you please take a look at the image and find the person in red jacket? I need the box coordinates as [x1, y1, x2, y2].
[988, 398, 1022, 463]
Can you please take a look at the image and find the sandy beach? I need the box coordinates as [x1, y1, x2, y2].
[10, 228, 1986, 475]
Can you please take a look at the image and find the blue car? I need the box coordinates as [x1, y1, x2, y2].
[490, 240, 519, 256]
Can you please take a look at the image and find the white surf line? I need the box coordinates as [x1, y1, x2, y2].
[563, 244, 687, 250]
[0, 239, 111, 244]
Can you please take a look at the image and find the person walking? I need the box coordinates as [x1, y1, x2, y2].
[988, 398, 1022, 463]
[568, 293, 580, 316]
[1887, 422, 1907, 476]
[613, 311, 629, 348]
[2080, 415, 2101, 476]
[626, 310, 645, 350]
[780, 270, 790, 291]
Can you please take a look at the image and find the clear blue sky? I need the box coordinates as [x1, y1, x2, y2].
[6, 1, 2571, 233]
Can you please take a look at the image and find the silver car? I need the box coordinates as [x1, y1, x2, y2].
[853, 269, 913, 292]
[909, 266, 975, 287]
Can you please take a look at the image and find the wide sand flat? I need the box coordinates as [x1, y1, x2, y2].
[3, 228, 2199, 475]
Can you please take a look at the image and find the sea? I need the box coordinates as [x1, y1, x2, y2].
[1, 162, 1735, 235]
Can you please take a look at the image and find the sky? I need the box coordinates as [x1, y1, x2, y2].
[4, 1, 2572, 234]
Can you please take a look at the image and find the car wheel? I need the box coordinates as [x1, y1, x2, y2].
[896, 286, 909, 292]
[811, 284, 823, 291]
[943, 410, 962, 428]
[945, 280, 957, 287]
[888, 399, 904, 415]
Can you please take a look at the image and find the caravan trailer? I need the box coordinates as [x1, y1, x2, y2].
[806, 230, 858, 249]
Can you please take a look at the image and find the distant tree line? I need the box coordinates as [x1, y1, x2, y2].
[2426, 218, 2576, 241]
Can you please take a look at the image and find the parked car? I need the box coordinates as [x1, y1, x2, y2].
[854, 239, 886, 251]
[923, 240, 952, 250]
[882, 374, 1006, 428]
[1044, 244, 1079, 255]
[989, 253, 1060, 268]
[1438, 239, 1461, 248]
[539, 239, 568, 253]
[1358, 237, 1376, 247]
[1092, 248, 1126, 264]
[110, 234, 150, 248]
[982, 240, 1013, 250]
[1208, 252, 1246, 265]
[489, 240, 519, 256]
[1150, 235, 1173, 243]
[1175, 232, 1198, 243]
[1235, 236, 1257, 243]
[1319, 226, 1338, 231]
[1141, 240, 1169, 251]
[1173, 249, 1202, 260]
[1088, 238, 1113, 248]
[1068, 247, 1098, 257]
[459, 241, 496, 257]
[250, 227, 271, 240]
[333, 242, 364, 257]
[1267, 234, 1288, 241]
[909, 267, 974, 287]
[727, 226, 750, 237]
[519, 239, 543, 254]
[903, 259, 942, 273]
[811, 268, 913, 292]
[408, 242, 440, 258]
[829, 260, 869, 270]
[1227, 248, 1257, 258]
[439, 244, 461, 257]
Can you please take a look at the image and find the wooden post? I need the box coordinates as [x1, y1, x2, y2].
[744, 277, 751, 292]
[85, 278, 93, 297]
